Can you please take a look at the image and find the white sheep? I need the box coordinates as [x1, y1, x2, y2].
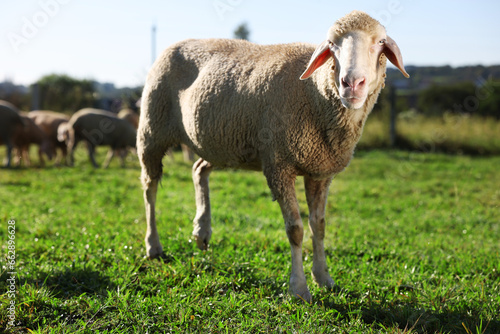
[137, 10, 409, 302]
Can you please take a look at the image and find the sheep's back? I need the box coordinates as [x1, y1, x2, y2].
[29, 111, 70, 138]
[151, 39, 319, 169]
[72, 111, 136, 148]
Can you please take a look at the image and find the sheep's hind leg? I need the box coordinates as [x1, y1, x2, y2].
[192, 158, 213, 250]
[304, 176, 335, 289]
[140, 152, 164, 258]
[144, 177, 162, 257]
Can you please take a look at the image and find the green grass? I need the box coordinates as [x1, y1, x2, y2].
[0, 148, 499, 333]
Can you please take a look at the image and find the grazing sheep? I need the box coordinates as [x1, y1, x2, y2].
[63, 108, 137, 168]
[11, 113, 53, 167]
[117, 108, 139, 129]
[28, 110, 70, 166]
[109, 108, 140, 161]
[0, 100, 24, 167]
[137, 10, 409, 301]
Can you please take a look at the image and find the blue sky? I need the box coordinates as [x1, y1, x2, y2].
[2, 0, 500, 87]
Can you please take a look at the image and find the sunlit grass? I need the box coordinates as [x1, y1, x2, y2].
[0, 148, 499, 332]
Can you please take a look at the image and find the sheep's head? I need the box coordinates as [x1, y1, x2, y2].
[300, 11, 409, 110]
[57, 122, 69, 143]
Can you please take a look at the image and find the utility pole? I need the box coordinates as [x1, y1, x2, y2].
[151, 23, 157, 65]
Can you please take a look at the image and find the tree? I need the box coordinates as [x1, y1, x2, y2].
[477, 80, 500, 118]
[417, 82, 476, 116]
[36, 74, 96, 113]
[233, 23, 250, 41]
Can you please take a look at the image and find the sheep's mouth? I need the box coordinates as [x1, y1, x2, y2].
[342, 96, 361, 101]
[340, 95, 367, 109]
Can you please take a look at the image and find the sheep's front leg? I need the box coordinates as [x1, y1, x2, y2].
[67, 137, 78, 166]
[5, 141, 13, 167]
[304, 176, 335, 289]
[192, 158, 213, 250]
[266, 170, 311, 302]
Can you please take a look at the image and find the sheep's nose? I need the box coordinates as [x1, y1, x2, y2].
[341, 76, 366, 91]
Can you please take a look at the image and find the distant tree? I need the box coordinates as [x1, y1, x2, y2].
[233, 23, 250, 41]
[36, 74, 96, 113]
[477, 80, 500, 118]
[417, 82, 476, 116]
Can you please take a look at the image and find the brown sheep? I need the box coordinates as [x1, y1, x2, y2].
[12, 113, 52, 167]
[28, 110, 70, 166]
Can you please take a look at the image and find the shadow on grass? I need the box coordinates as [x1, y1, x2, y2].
[319, 287, 500, 334]
[23, 267, 117, 299]
[0, 268, 116, 331]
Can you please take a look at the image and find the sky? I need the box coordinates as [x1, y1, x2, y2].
[2, 0, 500, 88]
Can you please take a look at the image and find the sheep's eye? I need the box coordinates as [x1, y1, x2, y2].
[378, 39, 386, 46]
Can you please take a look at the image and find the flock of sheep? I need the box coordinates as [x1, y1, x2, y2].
[0, 101, 139, 168]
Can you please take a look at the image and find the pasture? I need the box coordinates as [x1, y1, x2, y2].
[0, 148, 499, 333]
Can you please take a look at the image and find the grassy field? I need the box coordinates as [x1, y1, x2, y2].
[0, 148, 499, 333]
[359, 113, 500, 155]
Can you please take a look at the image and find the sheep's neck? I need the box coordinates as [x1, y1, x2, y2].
[321, 73, 376, 147]
[312, 68, 383, 171]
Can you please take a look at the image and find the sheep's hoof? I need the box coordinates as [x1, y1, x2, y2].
[192, 224, 211, 251]
[291, 288, 312, 304]
[192, 235, 209, 251]
[312, 271, 336, 289]
[146, 244, 163, 259]
[289, 277, 312, 303]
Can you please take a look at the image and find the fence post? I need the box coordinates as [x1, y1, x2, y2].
[31, 83, 40, 110]
[389, 85, 397, 148]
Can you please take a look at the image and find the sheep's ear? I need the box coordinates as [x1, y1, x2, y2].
[383, 35, 410, 78]
[300, 40, 333, 80]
